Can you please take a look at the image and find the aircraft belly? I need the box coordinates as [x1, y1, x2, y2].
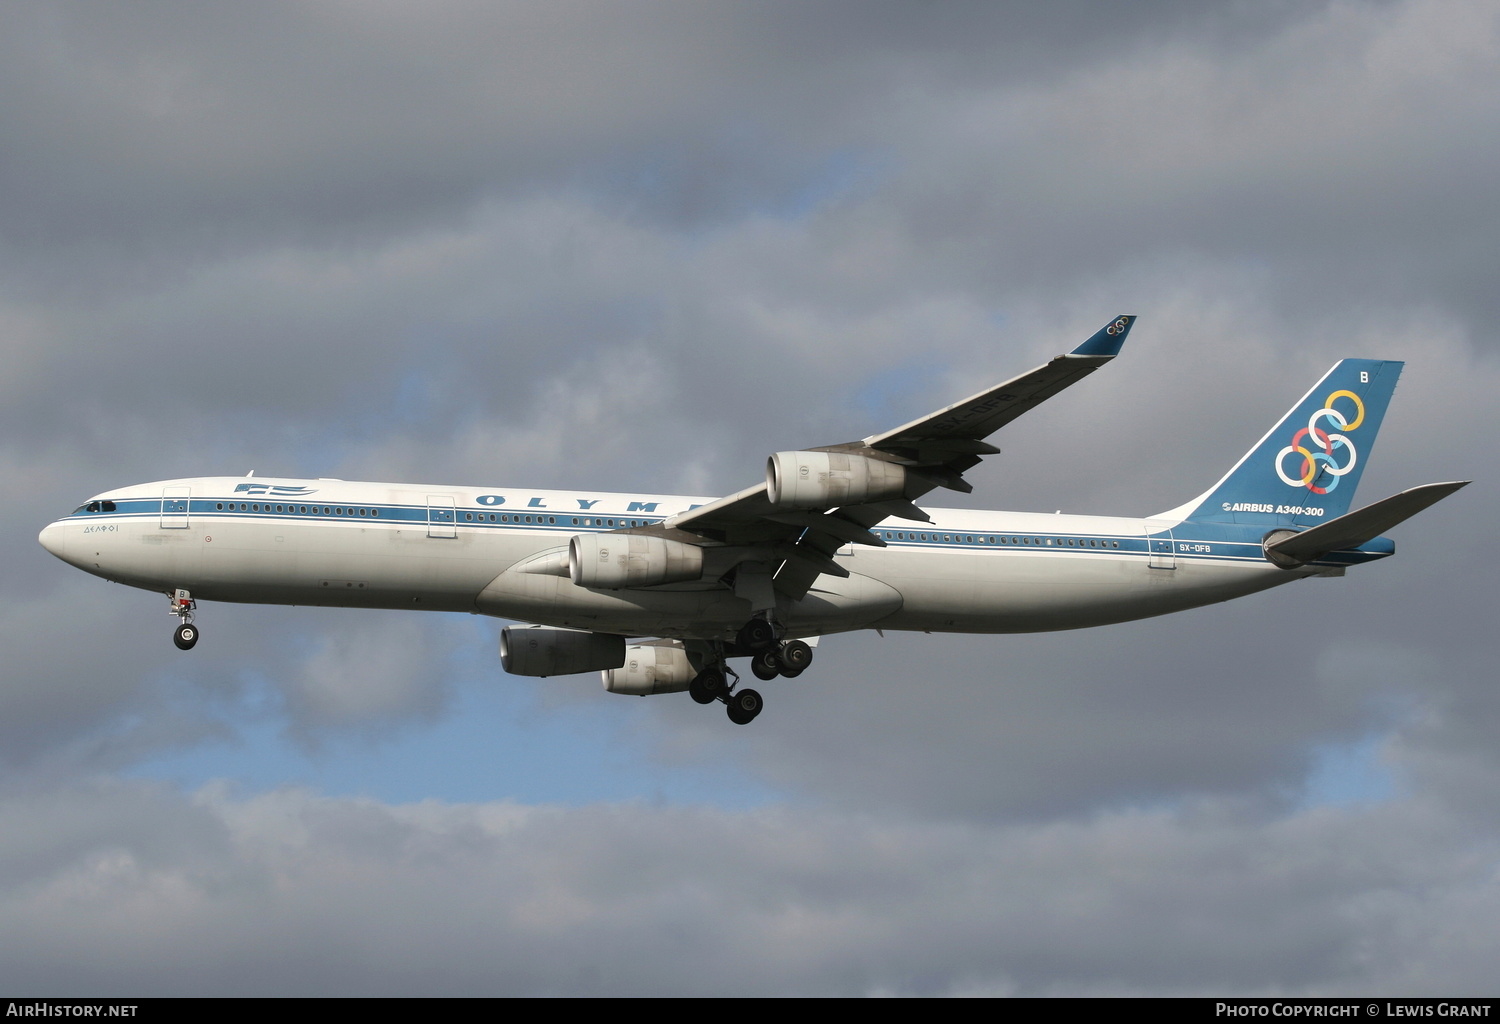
[476, 569, 749, 637]
[779, 572, 903, 638]
[86, 520, 543, 613]
[476, 566, 902, 640]
[58, 520, 203, 591]
[864, 549, 1295, 633]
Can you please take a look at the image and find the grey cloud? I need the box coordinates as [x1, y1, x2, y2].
[1, 781, 1496, 995]
[0, 1, 1242, 257]
[7, 0, 1500, 995]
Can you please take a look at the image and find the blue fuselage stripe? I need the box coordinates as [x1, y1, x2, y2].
[60, 495, 1388, 568]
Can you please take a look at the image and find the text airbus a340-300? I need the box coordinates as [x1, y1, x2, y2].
[41, 316, 1466, 725]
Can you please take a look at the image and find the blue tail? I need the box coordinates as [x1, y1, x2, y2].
[1165, 359, 1403, 527]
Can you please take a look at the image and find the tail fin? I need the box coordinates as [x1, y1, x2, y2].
[1161, 359, 1404, 527]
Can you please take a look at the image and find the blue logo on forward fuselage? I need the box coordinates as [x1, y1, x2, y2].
[233, 484, 318, 496]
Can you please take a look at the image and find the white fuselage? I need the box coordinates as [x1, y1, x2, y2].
[39, 476, 1334, 642]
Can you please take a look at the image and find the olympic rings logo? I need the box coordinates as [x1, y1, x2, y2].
[1274, 389, 1365, 494]
[1106, 317, 1130, 336]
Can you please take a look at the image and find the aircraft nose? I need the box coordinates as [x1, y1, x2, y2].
[39, 521, 72, 562]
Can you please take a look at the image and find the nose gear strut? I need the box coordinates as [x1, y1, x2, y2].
[169, 589, 198, 650]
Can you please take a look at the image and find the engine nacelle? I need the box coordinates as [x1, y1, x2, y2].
[767, 450, 908, 508]
[569, 533, 704, 590]
[602, 642, 696, 696]
[500, 625, 626, 677]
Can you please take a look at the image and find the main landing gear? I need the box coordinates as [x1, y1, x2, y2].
[169, 588, 198, 650]
[688, 663, 728, 705]
[750, 639, 812, 680]
[738, 615, 811, 677]
[689, 619, 816, 725]
[726, 687, 762, 726]
[688, 655, 764, 725]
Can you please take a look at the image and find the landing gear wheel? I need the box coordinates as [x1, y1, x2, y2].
[750, 650, 781, 680]
[778, 640, 812, 674]
[173, 623, 198, 650]
[736, 618, 776, 652]
[688, 666, 727, 705]
[726, 688, 763, 725]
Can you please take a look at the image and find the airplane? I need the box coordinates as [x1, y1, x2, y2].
[38, 315, 1468, 725]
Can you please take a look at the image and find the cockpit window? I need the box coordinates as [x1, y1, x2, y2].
[85, 501, 100, 512]
[76, 500, 117, 514]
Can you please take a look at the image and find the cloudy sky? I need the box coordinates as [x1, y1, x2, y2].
[5, 0, 1499, 996]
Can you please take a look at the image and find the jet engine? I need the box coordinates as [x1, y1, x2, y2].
[569, 534, 704, 589]
[500, 625, 626, 677]
[602, 641, 696, 696]
[767, 450, 908, 508]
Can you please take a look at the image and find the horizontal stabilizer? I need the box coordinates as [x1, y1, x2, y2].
[1264, 481, 1469, 567]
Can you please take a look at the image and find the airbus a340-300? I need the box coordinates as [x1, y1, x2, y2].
[40, 316, 1466, 724]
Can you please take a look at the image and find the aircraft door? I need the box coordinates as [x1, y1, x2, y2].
[427, 495, 457, 538]
[1145, 523, 1175, 570]
[161, 486, 191, 529]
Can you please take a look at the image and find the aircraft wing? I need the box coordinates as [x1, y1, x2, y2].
[660, 315, 1135, 596]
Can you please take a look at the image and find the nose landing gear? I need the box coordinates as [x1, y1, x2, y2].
[169, 589, 198, 650]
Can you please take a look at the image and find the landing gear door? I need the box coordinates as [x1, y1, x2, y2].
[161, 486, 191, 529]
[1145, 523, 1175, 570]
[427, 495, 457, 538]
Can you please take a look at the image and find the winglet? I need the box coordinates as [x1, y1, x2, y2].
[1070, 315, 1135, 358]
